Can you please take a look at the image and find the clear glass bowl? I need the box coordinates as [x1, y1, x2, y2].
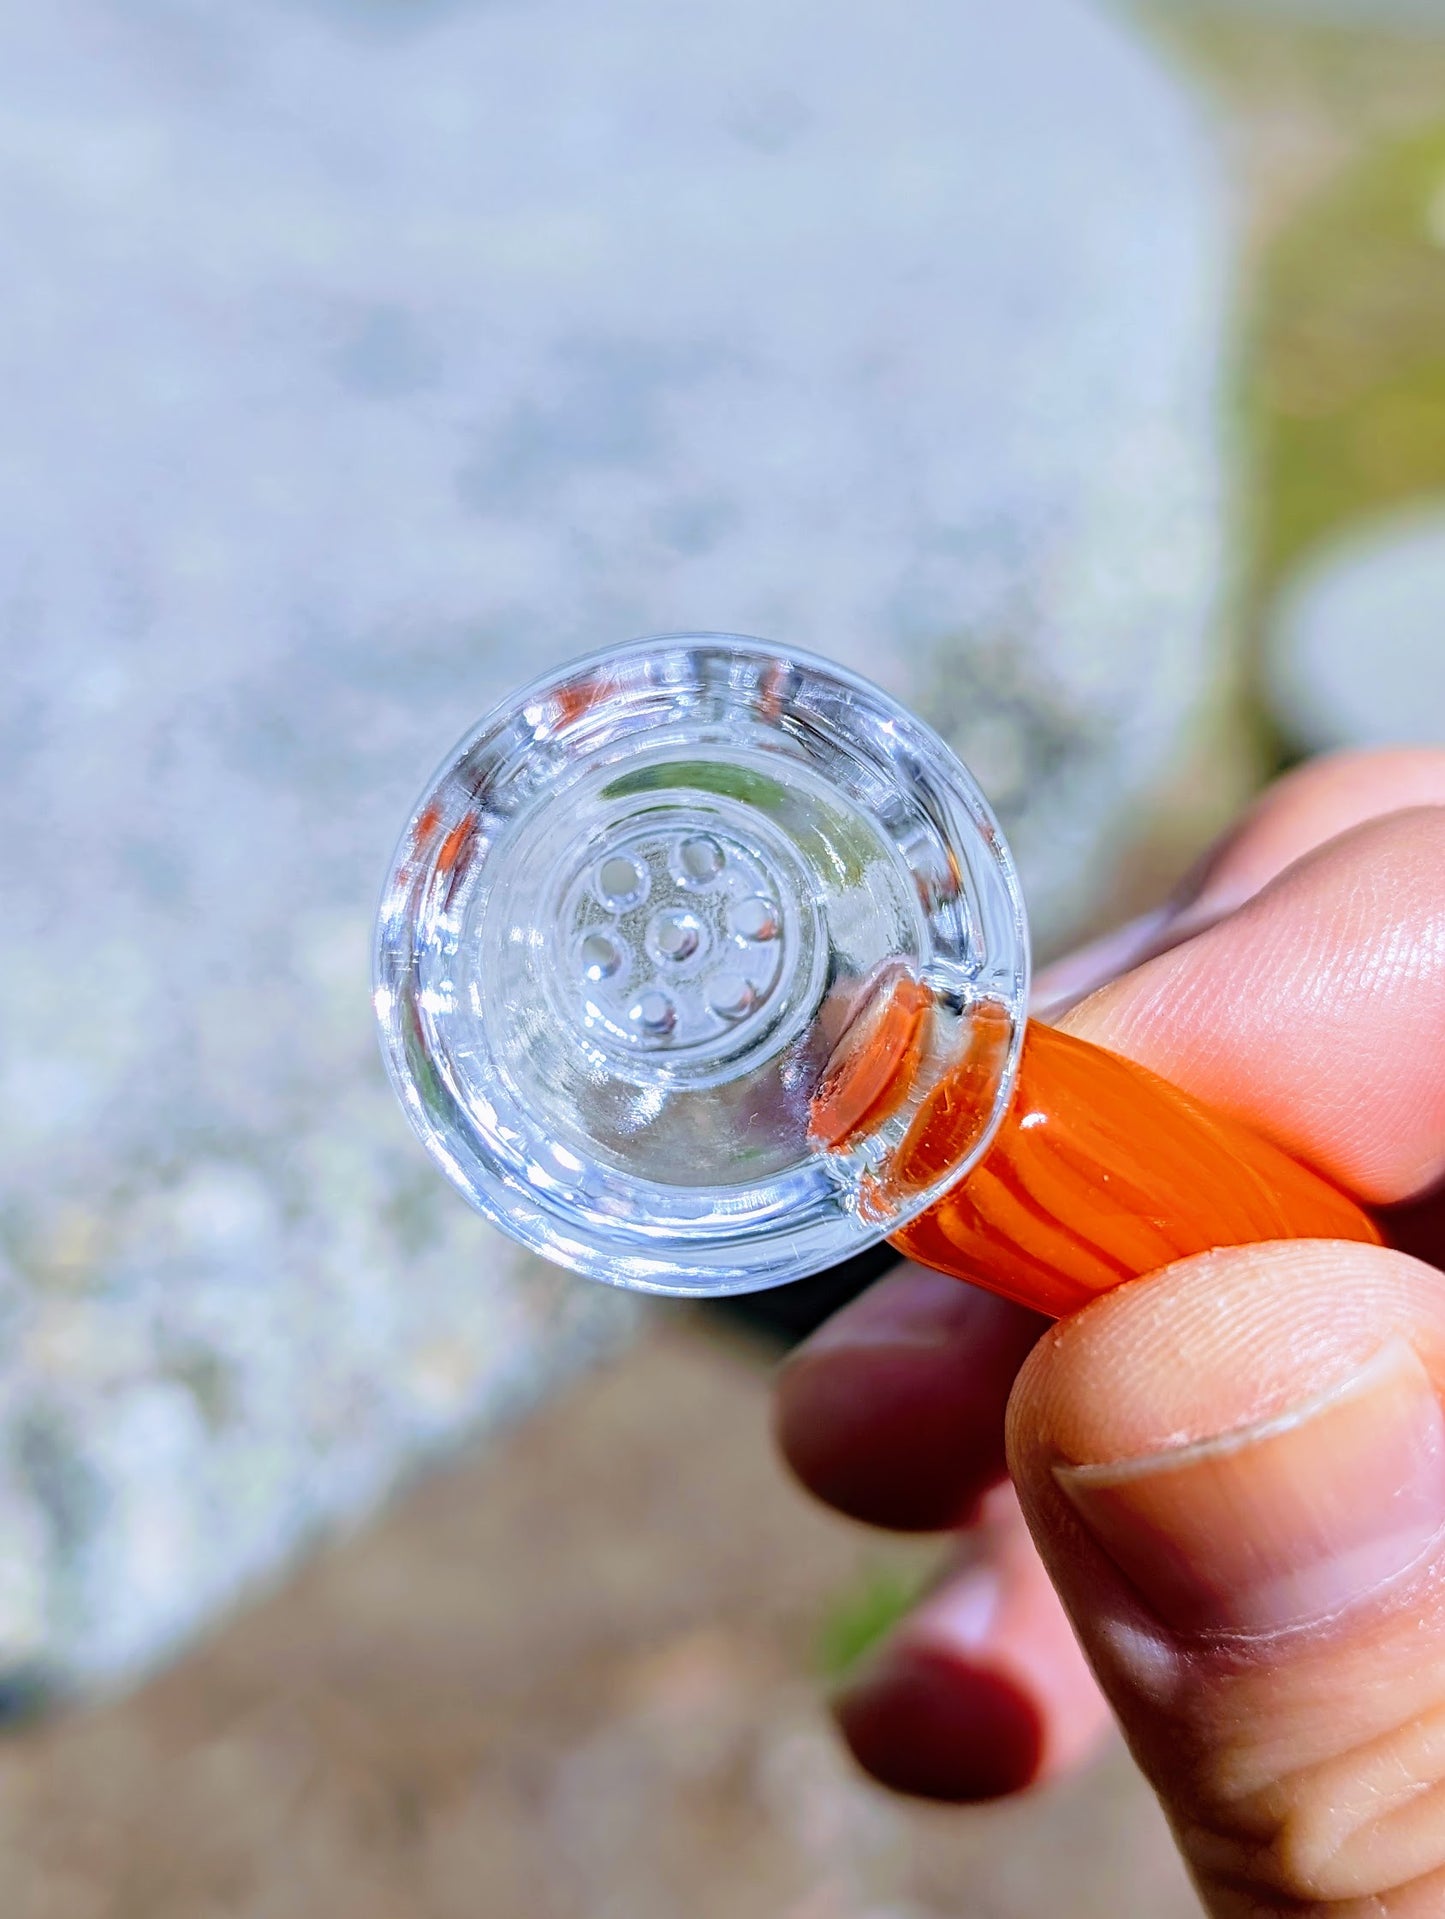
[373, 635, 1029, 1294]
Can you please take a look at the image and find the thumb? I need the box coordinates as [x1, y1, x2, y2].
[1008, 1241, 1445, 1916]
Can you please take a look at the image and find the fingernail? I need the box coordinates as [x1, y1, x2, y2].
[1030, 906, 1181, 1017]
[834, 1566, 999, 1697]
[1055, 1341, 1445, 1635]
[776, 1272, 1033, 1532]
[832, 1570, 1044, 1803]
[1029, 826, 1246, 1018]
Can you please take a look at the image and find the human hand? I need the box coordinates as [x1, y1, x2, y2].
[775, 748, 1445, 1915]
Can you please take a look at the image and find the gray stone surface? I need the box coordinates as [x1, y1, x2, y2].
[0, 0, 1226, 1691]
[1267, 500, 1445, 750]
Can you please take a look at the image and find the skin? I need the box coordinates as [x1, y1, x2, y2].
[774, 749, 1445, 1916]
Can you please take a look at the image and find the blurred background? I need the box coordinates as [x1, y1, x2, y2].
[2, 0, 1444, 1912]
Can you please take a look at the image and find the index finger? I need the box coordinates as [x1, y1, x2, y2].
[1065, 803, 1445, 1207]
[778, 752, 1445, 1537]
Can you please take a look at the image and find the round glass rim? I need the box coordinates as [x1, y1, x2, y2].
[372, 632, 1032, 1295]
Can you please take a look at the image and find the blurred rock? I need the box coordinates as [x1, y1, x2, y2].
[0, 1324, 1201, 1918]
[0, 0, 1225, 1690]
[1267, 501, 1445, 750]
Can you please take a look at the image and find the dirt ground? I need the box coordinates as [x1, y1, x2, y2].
[0, 1318, 1198, 1918]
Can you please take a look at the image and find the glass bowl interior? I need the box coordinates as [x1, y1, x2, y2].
[373, 634, 1030, 1294]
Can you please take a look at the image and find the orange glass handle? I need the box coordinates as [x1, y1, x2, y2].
[887, 1022, 1382, 1319]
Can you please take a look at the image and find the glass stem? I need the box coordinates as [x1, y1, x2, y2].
[888, 1023, 1381, 1318]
